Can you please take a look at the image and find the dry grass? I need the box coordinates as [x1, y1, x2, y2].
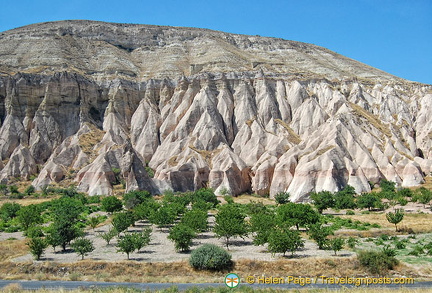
[0, 256, 421, 284]
[340, 213, 432, 234]
[233, 194, 275, 205]
[78, 123, 106, 160]
[349, 103, 391, 137]
[0, 239, 29, 262]
[0, 196, 59, 207]
[188, 146, 222, 168]
[274, 119, 301, 144]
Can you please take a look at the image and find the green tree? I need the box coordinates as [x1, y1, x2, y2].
[180, 208, 208, 232]
[380, 180, 396, 193]
[132, 229, 151, 252]
[334, 185, 357, 210]
[112, 212, 135, 234]
[386, 209, 404, 232]
[214, 204, 248, 249]
[101, 196, 123, 213]
[267, 228, 304, 257]
[308, 223, 334, 249]
[0, 202, 21, 221]
[17, 204, 42, 231]
[357, 193, 381, 211]
[148, 204, 177, 229]
[329, 237, 344, 255]
[310, 191, 335, 214]
[274, 192, 290, 205]
[191, 188, 219, 208]
[48, 197, 85, 251]
[123, 190, 151, 210]
[117, 233, 136, 260]
[71, 237, 95, 260]
[249, 208, 276, 246]
[9, 185, 19, 194]
[416, 188, 432, 208]
[168, 224, 196, 252]
[98, 226, 118, 245]
[27, 237, 48, 260]
[133, 198, 161, 221]
[276, 203, 320, 230]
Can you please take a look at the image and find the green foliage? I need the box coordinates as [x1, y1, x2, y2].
[310, 191, 335, 213]
[145, 166, 154, 178]
[123, 190, 151, 209]
[168, 224, 196, 252]
[112, 212, 135, 234]
[415, 188, 432, 208]
[9, 185, 19, 194]
[133, 198, 161, 221]
[408, 245, 424, 256]
[148, 204, 177, 228]
[0, 202, 21, 221]
[25, 225, 44, 238]
[347, 237, 358, 249]
[334, 186, 357, 210]
[98, 226, 118, 245]
[357, 193, 381, 211]
[329, 237, 344, 255]
[17, 204, 42, 230]
[224, 195, 234, 204]
[276, 202, 320, 230]
[71, 237, 95, 260]
[214, 204, 248, 249]
[397, 188, 413, 198]
[386, 209, 404, 231]
[191, 188, 219, 208]
[101, 196, 123, 213]
[357, 249, 399, 275]
[131, 229, 151, 252]
[189, 244, 232, 271]
[274, 192, 290, 205]
[24, 185, 35, 195]
[27, 237, 48, 260]
[87, 216, 104, 230]
[345, 210, 355, 215]
[380, 180, 396, 193]
[249, 208, 277, 246]
[267, 228, 304, 256]
[308, 223, 333, 249]
[180, 208, 208, 232]
[117, 233, 136, 260]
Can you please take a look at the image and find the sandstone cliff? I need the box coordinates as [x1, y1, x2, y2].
[0, 20, 430, 200]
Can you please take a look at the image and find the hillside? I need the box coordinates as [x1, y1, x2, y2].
[0, 20, 430, 200]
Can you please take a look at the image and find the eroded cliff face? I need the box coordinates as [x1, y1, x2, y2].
[0, 21, 430, 200]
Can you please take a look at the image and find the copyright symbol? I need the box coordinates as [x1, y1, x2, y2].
[246, 276, 255, 284]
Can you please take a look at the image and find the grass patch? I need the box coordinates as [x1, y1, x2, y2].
[0, 239, 29, 261]
[350, 103, 391, 137]
[274, 119, 301, 144]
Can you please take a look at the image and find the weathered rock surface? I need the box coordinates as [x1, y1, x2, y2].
[0, 20, 430, 199]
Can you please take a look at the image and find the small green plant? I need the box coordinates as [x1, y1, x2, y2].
[357, 249, 399, 275]
[386, 209, 404, 232]
[189, 244, 232, 271]
[101, 196, 123, 213]
[168, 224, 196, 252]
[347, 237, 358, 249]
[394, 240, 406, 249]
[24, 185, 35, 195]
[408, 245, 424, 256]
[117, 233, 137, 260]
[71, 237, 95, 260]
[329, 237, 344, 256]
[345, 210, 355, 215]
[98, 227, 118, 245]
[27, 237, 48, 260]
[274, 192, 290, 205]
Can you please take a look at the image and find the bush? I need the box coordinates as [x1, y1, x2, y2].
[101, 196, 123, 213]
[274, 192, 290, 205]
[345, 210, 355, 215]
[27, 237, 48, 260]
[71, 237, 95, 260]
[357, 249, 399, 275]
[189, 244, 232, 271]
[168, 224, 196, 252]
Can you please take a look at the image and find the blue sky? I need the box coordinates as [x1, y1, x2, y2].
[0, 0, 431, 84]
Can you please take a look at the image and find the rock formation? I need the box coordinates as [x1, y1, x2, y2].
[0, 20, 430, 201]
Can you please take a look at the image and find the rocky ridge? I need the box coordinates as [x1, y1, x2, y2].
[0, 20, 430, 200]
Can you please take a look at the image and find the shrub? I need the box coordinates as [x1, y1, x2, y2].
[101, 196, 123, 213]
[386, 209, 404, 232]
[310, 191, 334, 213]
[180, 208, 208, 232]
[112, 212, 135, 234]
[329, 237, 345, 255]
[71, 237, 95, 260]
[357, 249, 399, 275]
[123, 190, 151, 209]
[267, 228, 304, 256]
[168, 224, 196, 252]
[27, 237, 48, 260]
[345, 210, 355, 215]
[191, 188, 219, 208]
[24, 185, 35, 195]
[274, 192, 290, 205]
[0, 202, 21, 221]
[347, 237, 358, 249]
[189, 244, 232, 271]
[98, 226, 118, 245]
